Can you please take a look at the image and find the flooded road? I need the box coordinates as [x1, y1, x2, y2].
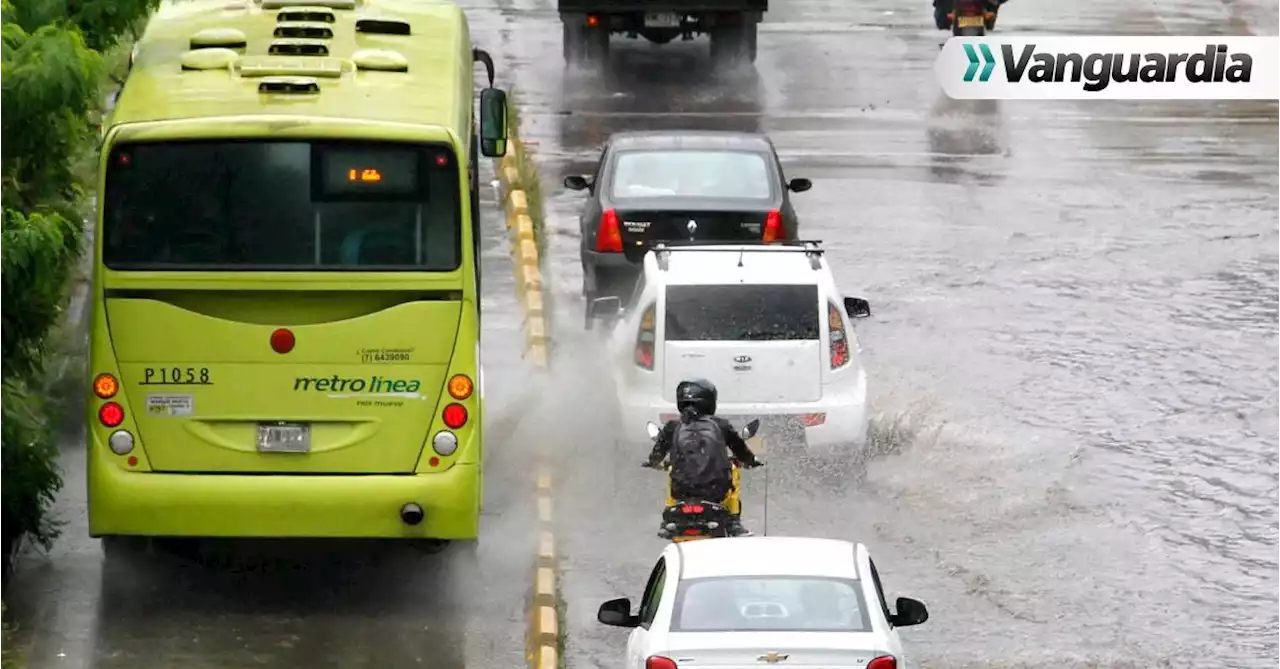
[4, 182, 539, 668]
[4, 0, 1275, 666]
[468, 0, 1279, 666]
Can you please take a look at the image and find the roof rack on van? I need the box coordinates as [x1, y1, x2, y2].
[651, 240, 825, 271]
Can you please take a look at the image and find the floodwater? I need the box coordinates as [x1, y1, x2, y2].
[5, 0, 1276, 667]
[473, 0, 1279, 666]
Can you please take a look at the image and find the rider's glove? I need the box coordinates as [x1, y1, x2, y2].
[641, 459, 661, 469]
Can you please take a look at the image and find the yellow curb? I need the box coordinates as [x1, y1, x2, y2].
[502, 165, 522, 188]
[536, 566, 556, 596]
[515, 214, 536, 242]
[537, 645, 557, 669]
[537, 495, 552, 523]
[518, 264, 543, 295]
[526, 317, 548, 346]
[538, 605, 558, 637]
[527, 343, 548, 369]
[538, 531, 555, 559]
[507, 189, 529, 218]
[516, 239, 539, 267]
[524, 291, 545, 320]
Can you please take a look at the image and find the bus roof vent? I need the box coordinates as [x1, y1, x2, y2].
[262, 0, 356, 9]
[274, 22, 334, 39]
[190, 27, 247, 49]
[276, 8, 336, 23]
[237, 55, 348, 78]
[180, 47, 240, 71]
[356, 18, 411, 35]
[257, 76, 321, 95]
[268, 38, 330, 57]
[351, 49, 409, 72]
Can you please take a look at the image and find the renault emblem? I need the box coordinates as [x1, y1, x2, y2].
[758, 652, 789, 664]
[687, 219, 697, 235]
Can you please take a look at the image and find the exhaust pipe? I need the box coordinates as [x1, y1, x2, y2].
[400, 502, 425, 526]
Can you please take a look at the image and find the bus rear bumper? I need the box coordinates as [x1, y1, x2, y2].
[88, 456, 480, 540]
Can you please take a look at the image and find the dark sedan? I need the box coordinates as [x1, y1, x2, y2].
[563, 130, 811, 327]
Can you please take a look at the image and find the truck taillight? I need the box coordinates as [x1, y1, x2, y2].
[763, 209, 782, 242]
[597, 208, 623, 252]
[828, 301, 850, 369]
[635, 302, 656, 370]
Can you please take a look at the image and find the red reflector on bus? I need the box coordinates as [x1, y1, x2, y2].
[270, 328, 295, 354]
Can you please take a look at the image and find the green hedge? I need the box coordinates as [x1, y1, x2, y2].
[1, 0, 157, 570]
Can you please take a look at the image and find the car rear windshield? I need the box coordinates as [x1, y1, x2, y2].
[664, 284, 819, 341]
[102, 140, 461, 271]
[673, 576, 871, 633]
[610, 150, 774, 200]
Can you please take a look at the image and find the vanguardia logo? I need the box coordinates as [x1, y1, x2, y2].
[935, 36, 1279, 100]
[963, 43, 996, 82]
[997, 44, 1252, 91]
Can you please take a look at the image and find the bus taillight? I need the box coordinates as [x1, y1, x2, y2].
[442, 403, 467, 429]
[93, 373, 119, 399]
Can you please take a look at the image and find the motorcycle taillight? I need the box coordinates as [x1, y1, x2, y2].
[956, 0, 983, 13]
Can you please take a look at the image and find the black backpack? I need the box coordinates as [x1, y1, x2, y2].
[669, 415, 732, 498]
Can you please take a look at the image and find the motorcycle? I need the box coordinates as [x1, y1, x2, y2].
[934, 0, 1000, 36]
[642, 418, 761, 542]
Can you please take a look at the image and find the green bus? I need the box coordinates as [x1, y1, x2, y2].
[87, 0, 509, 550]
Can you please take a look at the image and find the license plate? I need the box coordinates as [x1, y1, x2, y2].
[257, 422, 311, 453]
[956, 15, 985, 27]
[644, 12, 679, 28]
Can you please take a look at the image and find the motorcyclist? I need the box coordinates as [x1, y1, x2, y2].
[932, 0, 1008, 30]
[644, 378, 763, 538]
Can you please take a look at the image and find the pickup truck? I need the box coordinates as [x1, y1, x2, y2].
[559, 0, 767, 66]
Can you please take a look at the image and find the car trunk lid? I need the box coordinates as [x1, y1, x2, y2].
[662, 632, 890, 668]
[615, 207, 775, 262]
[107, 288, 459, 474]
[661, 283, 822, 404]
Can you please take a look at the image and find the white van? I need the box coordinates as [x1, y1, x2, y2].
[590, 241, 872, 453]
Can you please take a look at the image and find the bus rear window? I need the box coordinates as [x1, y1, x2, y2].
[102, 140, 461, 270]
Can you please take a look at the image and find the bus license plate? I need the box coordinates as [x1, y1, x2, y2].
[644, 12, 679, 28]
[257, 422, 311, 453]
[956, 15, 985, 27]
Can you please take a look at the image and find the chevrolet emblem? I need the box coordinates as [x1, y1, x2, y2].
[757, 652, 789, 664]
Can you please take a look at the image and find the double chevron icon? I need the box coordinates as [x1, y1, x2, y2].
[962, 43, 997, 82]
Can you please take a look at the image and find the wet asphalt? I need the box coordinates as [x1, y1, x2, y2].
[5, 0, 1278, 667]
[471, 0, 1278, 666]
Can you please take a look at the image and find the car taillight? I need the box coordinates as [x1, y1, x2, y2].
[867, 656, 897, 669]
[763, 209, 782, 242]
[635, 302, 656, 370]
[597, 208, 623, 253]
[99, 402, 125, 428]
[680, 504, 704, 513]
[828, 301, 850, 369]
[442, 403, 468, 429]
[646, 657, 678, 669]
[801, 413, 826, 427]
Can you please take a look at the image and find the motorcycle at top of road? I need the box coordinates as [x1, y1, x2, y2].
[641, 418, 762, 543]
[934, 0, 1002, 36]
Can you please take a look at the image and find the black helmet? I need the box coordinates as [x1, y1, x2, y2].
[676, 378, 717, 417]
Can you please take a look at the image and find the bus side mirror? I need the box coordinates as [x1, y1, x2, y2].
[479, 88, 508, 158]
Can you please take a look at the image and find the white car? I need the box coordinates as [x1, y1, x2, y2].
[595, 536, 929, 669]
[588, 241, 872, 454]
